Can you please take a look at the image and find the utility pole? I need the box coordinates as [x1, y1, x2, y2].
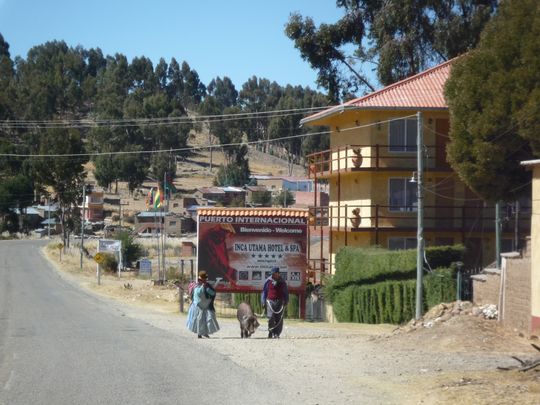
[495, 201, 502, 269]
[80, 184, 87, 269]
[47, 198, 51, 238]
[415, 111, 424, 320]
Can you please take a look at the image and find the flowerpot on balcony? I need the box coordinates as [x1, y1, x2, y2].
[349, 208, 361, 228]
[351, 149, 363, 168]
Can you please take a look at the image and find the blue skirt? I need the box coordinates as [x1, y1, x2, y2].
[186, 303, 220, 336]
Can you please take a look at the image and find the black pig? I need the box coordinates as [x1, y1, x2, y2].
[237, 302, 260, 338]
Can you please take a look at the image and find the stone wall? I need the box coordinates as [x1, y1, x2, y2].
[501, 253, 531, 332]
[472, 269, 501, 305]
[472, 245, 531, 334]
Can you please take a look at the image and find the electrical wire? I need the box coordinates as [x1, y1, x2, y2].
[0, 106, 333, 129]
[0, 114, 417, 159]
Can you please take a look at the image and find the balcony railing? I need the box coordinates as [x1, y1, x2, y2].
[307, 144, 448, 178]
[308, 204, 531, 234]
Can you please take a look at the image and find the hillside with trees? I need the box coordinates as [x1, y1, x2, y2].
[0, 33, 330, 241]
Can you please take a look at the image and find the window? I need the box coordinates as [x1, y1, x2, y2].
[389, 118, 417, 152]
[388, 237, 417, 250]
[169, 221, 177, 226]
[389, 178, 417, 211]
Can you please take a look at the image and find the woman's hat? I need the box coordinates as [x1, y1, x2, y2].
[198, 271, 208, 280]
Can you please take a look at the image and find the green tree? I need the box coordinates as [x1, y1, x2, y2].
[207, 76, 238, 109]
[0, 174, 34, 229]
[251, 190, 272, 207]
[444, 0, 538, 202]
[286, 1, 497, 101]
[180, 61, 206, 108]
[213, 144, 251, 187]
[31, 128, 88, 245]
[93, 154, 119, 191]
[114, 230, 143, 268]
[272, 189, 295, 208]
[0, 33, 16, 121]
[239, 77, 282, 152]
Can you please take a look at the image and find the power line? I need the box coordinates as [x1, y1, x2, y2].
[0, 114, 417, 159]
[0, 106, 333, 129]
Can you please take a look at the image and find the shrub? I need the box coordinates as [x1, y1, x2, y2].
[101, 253, 118, 273]
[114, 230, 143, 268]
[424, 267, 456, 309]
[425, 245, 466, 269]
[330, 269, 457, 324]
[327, 245, 465, 297]
[326, 245, 463, 324]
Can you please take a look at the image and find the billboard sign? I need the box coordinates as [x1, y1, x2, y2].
[197, 209, 308, 292]
[97, 239, 123, 274]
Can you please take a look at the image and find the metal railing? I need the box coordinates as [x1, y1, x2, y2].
[308, 204, 531, 233]
[307, 144, 448, 177]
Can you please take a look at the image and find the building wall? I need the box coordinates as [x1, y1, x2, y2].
[501, 255, 531, 332]
[317, 108, 526, 274]
[532, 167, 540, 332]
[472, 253, 532, 335]
[472, 270, 501, 306]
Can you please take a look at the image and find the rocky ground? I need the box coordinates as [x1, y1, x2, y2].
[43, 244, 540, 405]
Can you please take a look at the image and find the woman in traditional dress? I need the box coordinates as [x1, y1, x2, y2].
[186, 271, 220, 338]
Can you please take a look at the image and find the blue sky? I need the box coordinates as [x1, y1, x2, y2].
[0, 0, 346, 90]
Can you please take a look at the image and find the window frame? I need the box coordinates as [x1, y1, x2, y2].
[388, 237, 417, 250]
[388, 177, 418, 212]
[388, 118, 418, 153]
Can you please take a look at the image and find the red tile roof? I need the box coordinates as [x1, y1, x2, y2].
[301, 58, 457, 125]
[197, 207, 309, 217]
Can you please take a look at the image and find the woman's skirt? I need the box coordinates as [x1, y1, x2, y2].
[186, 304, 220, 335]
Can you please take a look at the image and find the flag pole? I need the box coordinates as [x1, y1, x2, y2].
[154, 186, 161, 283]
[162, 172, 167, 283]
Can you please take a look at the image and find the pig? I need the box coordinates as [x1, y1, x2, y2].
[237, 302, 260, 338]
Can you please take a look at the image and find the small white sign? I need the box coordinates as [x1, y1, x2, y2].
[98, 239, 122, 252]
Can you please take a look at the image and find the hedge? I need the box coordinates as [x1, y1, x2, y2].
[326, 245, 465, 298]
[331, 268, 456, 324]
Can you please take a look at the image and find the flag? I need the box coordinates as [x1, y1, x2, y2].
[146, 188, 154, 209]
[164, 173, 176, 200]
[154, 188, 163, 209]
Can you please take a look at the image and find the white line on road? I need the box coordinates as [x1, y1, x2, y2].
[3, 371, 14, 391]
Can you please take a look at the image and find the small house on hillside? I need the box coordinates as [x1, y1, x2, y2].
[135, 211, 195, 236]
[193, 186, 245, 206]
[244, 185, 270, 206]
[252, 175, 314, 195]
[80, 189, 104, 222]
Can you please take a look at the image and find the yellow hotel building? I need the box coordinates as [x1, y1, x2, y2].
[302, 59, 530, 276]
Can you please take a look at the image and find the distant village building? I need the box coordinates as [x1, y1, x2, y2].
[251, 175, 314, 195]
[293, 191, 329, 209]
[243, 185, 269, 206]
[80, 189, 104, 222]
[193, 186, 245, 206]
[135, 211, 195, 236]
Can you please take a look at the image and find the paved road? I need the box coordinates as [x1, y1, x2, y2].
[0, 240, 284, 405]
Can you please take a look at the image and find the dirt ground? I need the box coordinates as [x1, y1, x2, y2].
[42, 243, 540, 404]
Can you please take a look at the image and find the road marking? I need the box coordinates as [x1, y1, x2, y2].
[3, 370, 14, 391]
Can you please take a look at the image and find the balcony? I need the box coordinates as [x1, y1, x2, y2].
[308, 204, 531, 235]
[307, 144, 450, 178]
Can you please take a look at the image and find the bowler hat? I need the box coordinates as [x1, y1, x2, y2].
[198, 271, 208, 280]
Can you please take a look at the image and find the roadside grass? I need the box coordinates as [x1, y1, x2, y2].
[42, 239, 237, 317]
